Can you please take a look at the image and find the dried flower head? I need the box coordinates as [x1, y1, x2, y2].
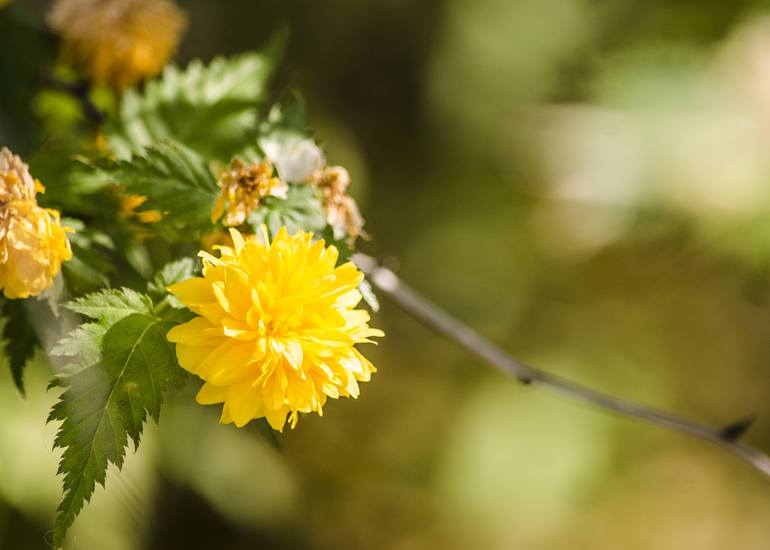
[0, 148, 72, 299]
[48, 0, 187, 90]
[211, 159, 288, 227]
[167, 227, 383, 431]
[313, 166, 365, 242]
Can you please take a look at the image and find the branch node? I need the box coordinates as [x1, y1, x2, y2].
[720, 415, 756, 442]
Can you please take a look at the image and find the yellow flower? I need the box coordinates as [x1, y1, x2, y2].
[211, 159, 288, 227]
[48, 0, 187, 90]
[167, 227, 383, 431]
[0, 148, 72, 299]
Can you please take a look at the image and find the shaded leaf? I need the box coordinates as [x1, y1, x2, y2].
[248, 183, 326, 237]
[94, 141, 219, 241]
[0, 299, 41, 395]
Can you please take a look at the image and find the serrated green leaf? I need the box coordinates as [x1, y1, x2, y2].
[106, 54, 275, 161]
[248, 183, 326, 237]
[66, 288, 153, 326]
[50, 323, 106, 376]
[0, 299, 41, 395]
[94, 140, 219, 240]
[148, 258, 197, 304]
[49, 310, 186, 547]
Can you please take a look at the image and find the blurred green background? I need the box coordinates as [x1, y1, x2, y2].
[3, 0, 770, 548]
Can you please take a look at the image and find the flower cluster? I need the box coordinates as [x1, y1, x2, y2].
[0, 148, 72, 299]
[167, 227, 383, 431]
[261, 136, 366, 242]
[48, 0, 187, 90]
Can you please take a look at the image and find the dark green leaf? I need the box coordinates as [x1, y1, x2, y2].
[0, 299, 41, 395]
[61, 219, 116, 294]
[94, 141, 219, 240]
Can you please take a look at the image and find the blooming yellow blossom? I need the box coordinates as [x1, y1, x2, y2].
[48, 0, 187, 90]
[167, 227, 383, 431]
[0, 148, 72, 299]
[211, 159, 288, 227]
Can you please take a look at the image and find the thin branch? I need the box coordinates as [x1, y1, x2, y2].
[354, 254, 770, 480]
[41, 77, 105, 125]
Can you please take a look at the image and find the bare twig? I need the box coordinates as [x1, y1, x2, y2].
[354, 254, 770, 480]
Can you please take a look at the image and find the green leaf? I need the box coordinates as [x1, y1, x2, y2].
[30, 153, 114, 219]
[94, 140, 219, 240]
[49, 289, 189, 547]
[125, 241, 154, 279]
[106, 53, 275, 161]
[66, 288, 153, 326]
[0, 299, 41, 395]
[319, 225, 353, 263]
[148, 258, 197, 304]
[259, 97, 308, 137]
[248, 183, 326, 237]
[61, 219, 116, 294]
[50, 323, 105, 374]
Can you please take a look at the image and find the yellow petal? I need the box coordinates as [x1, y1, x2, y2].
[207, 342, 258, 386]
[226, 380, 262, 427]
[168, 277, 215, 306]
[166, 317, 221, 345]
[196, 382, 227, 404]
